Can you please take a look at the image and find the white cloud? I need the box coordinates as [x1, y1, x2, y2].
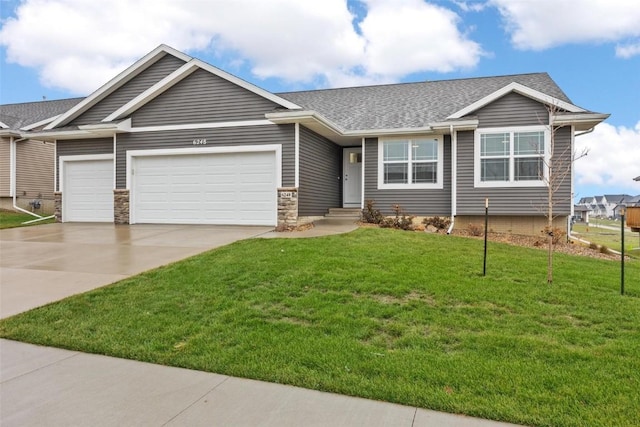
[358, 0, 482, 76]
[490, 0, 640, 56]
[575, 121, 640, 192]
[616, 42, 640, 59]
[0, 0, 482, 94]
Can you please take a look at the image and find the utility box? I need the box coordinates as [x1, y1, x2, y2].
[627, 206, 640, 232]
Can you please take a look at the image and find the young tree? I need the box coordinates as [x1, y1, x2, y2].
[539, 104, 588, 284]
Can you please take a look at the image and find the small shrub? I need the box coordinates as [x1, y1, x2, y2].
[362, 200, 385, 224]
[381, 204, 415, 231]
[423, 216, 451, 230]
[599, 245, 610, 254]
[468, 223, 484, 236]
[541, 226, 566, 245]
[589, 242, 599, 250]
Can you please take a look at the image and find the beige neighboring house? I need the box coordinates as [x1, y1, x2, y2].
[0, 98, 83, 214]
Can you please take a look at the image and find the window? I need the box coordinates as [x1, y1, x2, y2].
[475, 127, 548, 187]
[378, 137, 443, 189]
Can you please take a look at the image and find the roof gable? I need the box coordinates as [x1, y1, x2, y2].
[104, 58, 299, 122]
[447, 82, 586, 119]
[45, 45, 191, 129]
[128, 68, 287, 127]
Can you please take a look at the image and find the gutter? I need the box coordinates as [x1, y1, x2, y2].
[447, 124, 457, 234]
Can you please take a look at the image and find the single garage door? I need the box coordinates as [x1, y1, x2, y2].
[63, 158, 114, 222]
[132, 151, 277, 225]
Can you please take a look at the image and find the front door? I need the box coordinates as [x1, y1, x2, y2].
[343, 147, 362, 208]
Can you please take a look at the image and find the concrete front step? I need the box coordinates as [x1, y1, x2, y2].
[326, 208, 361, 218]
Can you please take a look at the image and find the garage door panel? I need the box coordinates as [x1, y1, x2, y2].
[133, 151, 276, 225]
[64, 159, 114, 222]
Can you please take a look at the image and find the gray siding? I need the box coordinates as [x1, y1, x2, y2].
[16, 139, 55, 200]
[0, 138, 10, 196]
[298, 126, 341, 216]
[114, 124, 295, 189]
[473, 92, 549, 127]
[69, 54, 186, 126]
[364, 136, 452, 216]
[132, 69, 281, 127]
[455, 127, 572, 216]
[55, 138, 113, 191]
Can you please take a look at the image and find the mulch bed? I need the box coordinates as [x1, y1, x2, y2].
[450, 229, 622, 261]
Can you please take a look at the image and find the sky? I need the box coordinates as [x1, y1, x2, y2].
[1, 0, 639, 201]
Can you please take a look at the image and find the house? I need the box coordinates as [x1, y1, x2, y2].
[0, 98, 83, 213]
[12, 45, 609, 235]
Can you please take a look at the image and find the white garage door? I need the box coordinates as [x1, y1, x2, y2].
[63, 158, 114, 222]
[132, 151, 277, 225]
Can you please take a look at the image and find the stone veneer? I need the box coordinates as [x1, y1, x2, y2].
[114, 189, 130, 225]
[277, 187, 298, 230]
[54, 192, 62, 222]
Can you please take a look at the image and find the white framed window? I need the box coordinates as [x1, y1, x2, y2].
[474, 126, 549, 188]
[378, 137, 443, 189]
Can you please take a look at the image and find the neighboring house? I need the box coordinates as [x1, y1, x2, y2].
[602, 194, 631, 218]
[613, 195, 640, 219]
[12, 45, 609, 235]
[0, 98, 83, 213]
[572, 205, 590, 223]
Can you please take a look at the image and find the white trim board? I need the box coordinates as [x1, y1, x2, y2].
[447, 82, 586, 119]
[129, 119, 275, 133]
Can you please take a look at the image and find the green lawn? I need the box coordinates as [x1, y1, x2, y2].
[0, 210, 54, 229]
[572, 222, 640, 258]
[1, 228, 639, 427]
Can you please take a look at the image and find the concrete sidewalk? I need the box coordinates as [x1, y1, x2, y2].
[1, 339, 522, 427]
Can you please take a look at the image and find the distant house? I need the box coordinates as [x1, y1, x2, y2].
[573, 204, 590, 222]
[4, 45, 610, 236]
[0, 99, 83, 213]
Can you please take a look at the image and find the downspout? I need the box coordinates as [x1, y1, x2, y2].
[447, 125, 457, 234]
[567, 126, 593, 240]
[361, 137, 365, 209]
[11, 136, 54, 222]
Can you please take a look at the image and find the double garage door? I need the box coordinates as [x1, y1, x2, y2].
[63, 150, 277, 225]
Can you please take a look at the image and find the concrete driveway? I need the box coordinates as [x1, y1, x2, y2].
[0, 223, 272, 319]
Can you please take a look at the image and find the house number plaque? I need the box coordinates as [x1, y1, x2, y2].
[280, 191, 294, 199]
[192, 138, 207, 145]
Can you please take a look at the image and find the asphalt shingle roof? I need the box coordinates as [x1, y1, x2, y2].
[0, 98, 84, 130]
[277, 73, 573, 131]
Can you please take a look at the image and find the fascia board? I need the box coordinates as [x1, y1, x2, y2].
[45, 45, 192, 130]
[20, 114, 61, 131]
[447, 82, 586, 119]
[429, 119, 479, 131]
[0, 129, 20, 137]
[266, 110, 345, 135]
[267, 110, 450, 137]
[103, 62, 199, 122]
[194, 59, 301, 109]
[552, 113, 610, 125]
[346, 127, 437, 137]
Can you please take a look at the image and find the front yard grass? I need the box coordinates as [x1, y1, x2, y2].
[1, 228, 639, 427]
[572, 222, 640, 259]
[0, 210, 54, 229]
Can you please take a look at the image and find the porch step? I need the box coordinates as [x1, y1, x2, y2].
[325, 208, 362, 219]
